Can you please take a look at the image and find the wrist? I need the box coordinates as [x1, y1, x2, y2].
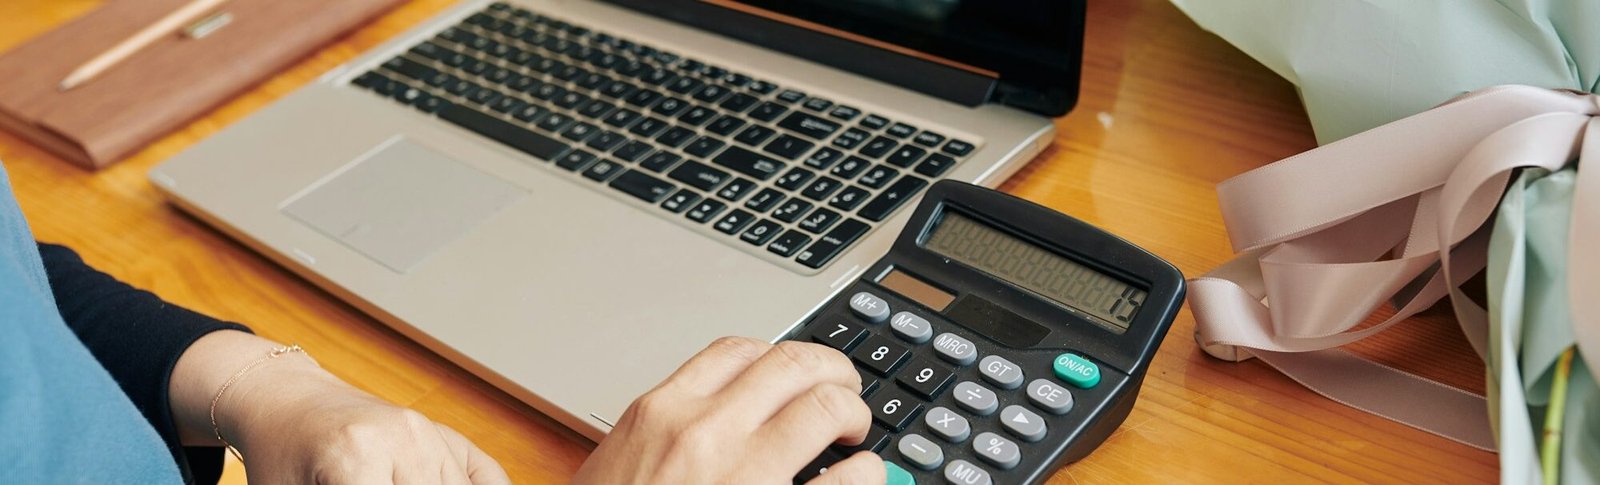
[216, 354, 343, 454]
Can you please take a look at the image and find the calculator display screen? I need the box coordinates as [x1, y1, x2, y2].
[925, 211, 1146, 331]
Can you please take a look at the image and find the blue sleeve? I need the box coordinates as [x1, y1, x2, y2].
[37, 242, 252, 485]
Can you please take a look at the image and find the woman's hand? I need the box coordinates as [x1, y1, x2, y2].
[169, 331, 510, 484]
[573, 337, 886, 485]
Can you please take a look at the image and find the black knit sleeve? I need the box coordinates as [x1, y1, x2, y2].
[36, 242, 252, 485]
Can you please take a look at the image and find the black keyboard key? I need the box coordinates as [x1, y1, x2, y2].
[641, 151, 683, 172]
[942, 139, 975, 156]
[530, 83, 565, 101]
[768, 230, 812, 257]
[828, 105, 860, 121]
[556, 92, 592, 111]
[652, 97, 689, 116]
[693, 84, 730, 103]
[412, 93, 447, 113]
[776, 112, 840, 141]
[857, 166, 898, 189]
[897, 357, 956, 399]
[578, 100, 616, 119]
[830, 156, 871, 179]
[886, 122, 917, 139]
[602, 108, 642, 128]
[608, 169, 676, 202]
[762, 135, 813, 161]
[713, 209, 756, 234]
[439, 104, 571, 161]
[749, 102, 788, 122]
[575, 71, 612, 90]
[561, 122, 599, 141]
[803, 147, 845, 170]
[712, 146, 784, 181]
[655, 126, 696, 148]
[665, 76, 703, 94]
[638, 68, 676, 86]
[776, 89, 807, 104]
[554, 64, 588, 82]
[668, 160, 730, 191]
[423, 71, 455, 89]
[859, 136, 897, 159]
[800, 177, 844, 201]
[512, 104, 548, 123]
[833, 128, 869, 149]
[612, 140, 654, 162]
[716, 178, 758, 202]
[706, 115, 746, 136]
[915, 153, 958, 177]
[409, 42, 446, 60]
[885, 145, 926, 168]
[744, 188, 785, 213]
[740, 219, 783, 245]
[913, 131, 946, 148]
[703, 65, 728, 79]
[775, 168, 815, 192]
[797, 208, 841, 234]
[624, 88, 663, 108]
[684, 136, 726, 158]
[851, 334, 910, 376]
[685, 199, 727, 223]
[795, 218, 869, 269]
[600, 80, 637, 99]
[771, 199, 813, 223]
[489, 96, 525, 114]
[722, 72, 752, 87]
[747, 80, 777, 94]
[677, 106, 716, 127]
[582, 159, 624, 182]
[586, 130, 626, 152]
[829, 186, 871, 212]
[808, 319, 866, 352]
[467, 87, 501, 106]
[802, 97, 834, 112]
[506, 74, 537, 92]
[537, 112, 575, 132]
[629, 117, 669, 137]
[387, 57, 436, 80]
[719, 93, 759, 113]
[858, 176, 927, 221]
[555, 149, 598, 171]
[868, 387, 923, 432]
[733, 125, 776, 146]
[659, 189, 700, 213]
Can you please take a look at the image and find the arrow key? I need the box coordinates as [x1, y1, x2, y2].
[999, 405, 1047, 442]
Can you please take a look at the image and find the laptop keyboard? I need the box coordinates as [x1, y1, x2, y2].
[351, 2, 980, 271]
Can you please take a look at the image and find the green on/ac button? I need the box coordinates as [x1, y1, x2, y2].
[1053, 353, 1100, 389]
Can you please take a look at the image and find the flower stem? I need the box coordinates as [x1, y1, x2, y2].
[1541, 347, 1576, 485]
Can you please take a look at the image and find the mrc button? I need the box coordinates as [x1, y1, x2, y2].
[1053, 353, 1101, 389]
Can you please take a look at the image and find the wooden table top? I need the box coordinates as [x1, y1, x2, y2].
[0, 1, 1496, 483]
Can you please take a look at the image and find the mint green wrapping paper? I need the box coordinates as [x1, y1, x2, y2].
[1490, 168, 1597, 484]
[1170, 0, 1600, 143]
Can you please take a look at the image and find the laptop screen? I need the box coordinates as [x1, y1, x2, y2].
[603, 0, 1085, 116]
[718, 0, 1076, 81]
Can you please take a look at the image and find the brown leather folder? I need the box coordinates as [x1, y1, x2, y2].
[0, 0, 403, 169]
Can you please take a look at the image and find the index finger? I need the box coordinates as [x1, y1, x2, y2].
[653, 337, 773, 396]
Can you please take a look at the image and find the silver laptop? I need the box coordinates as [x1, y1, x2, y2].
[150, 0, 1084, 440]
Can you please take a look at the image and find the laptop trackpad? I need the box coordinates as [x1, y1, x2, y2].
[283, 138, 525, 273]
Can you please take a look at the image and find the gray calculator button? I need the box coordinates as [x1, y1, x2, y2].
[1026, 378, 1075, 415]
[924, 406, 971, 442]
[978, 355, 1024, 389]
[973, 432, 1021, 470]
[952, 381, 997, 415]
[896, 433, 944, 470]
[932, 332, 977, 365]
[1000, 405, 1047, 442]
[944, 459, 992, 485]
[888, 311, 932, 343]
[848, 292, 890, 323]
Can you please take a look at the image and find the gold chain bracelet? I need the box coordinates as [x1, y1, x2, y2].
[209, 344, 308, 463]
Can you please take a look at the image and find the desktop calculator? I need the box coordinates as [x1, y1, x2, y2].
[786, 181, 1185, 484]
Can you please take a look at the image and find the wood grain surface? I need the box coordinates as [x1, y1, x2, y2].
[0, 0, 1496, 483]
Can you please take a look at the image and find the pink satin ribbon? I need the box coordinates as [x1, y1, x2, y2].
[1190, 85, 1600, 451]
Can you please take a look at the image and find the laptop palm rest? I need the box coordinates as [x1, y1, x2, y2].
[283, 138, 526, 273]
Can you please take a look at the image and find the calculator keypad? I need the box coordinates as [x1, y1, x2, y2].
[793, 286, 1120, 484]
